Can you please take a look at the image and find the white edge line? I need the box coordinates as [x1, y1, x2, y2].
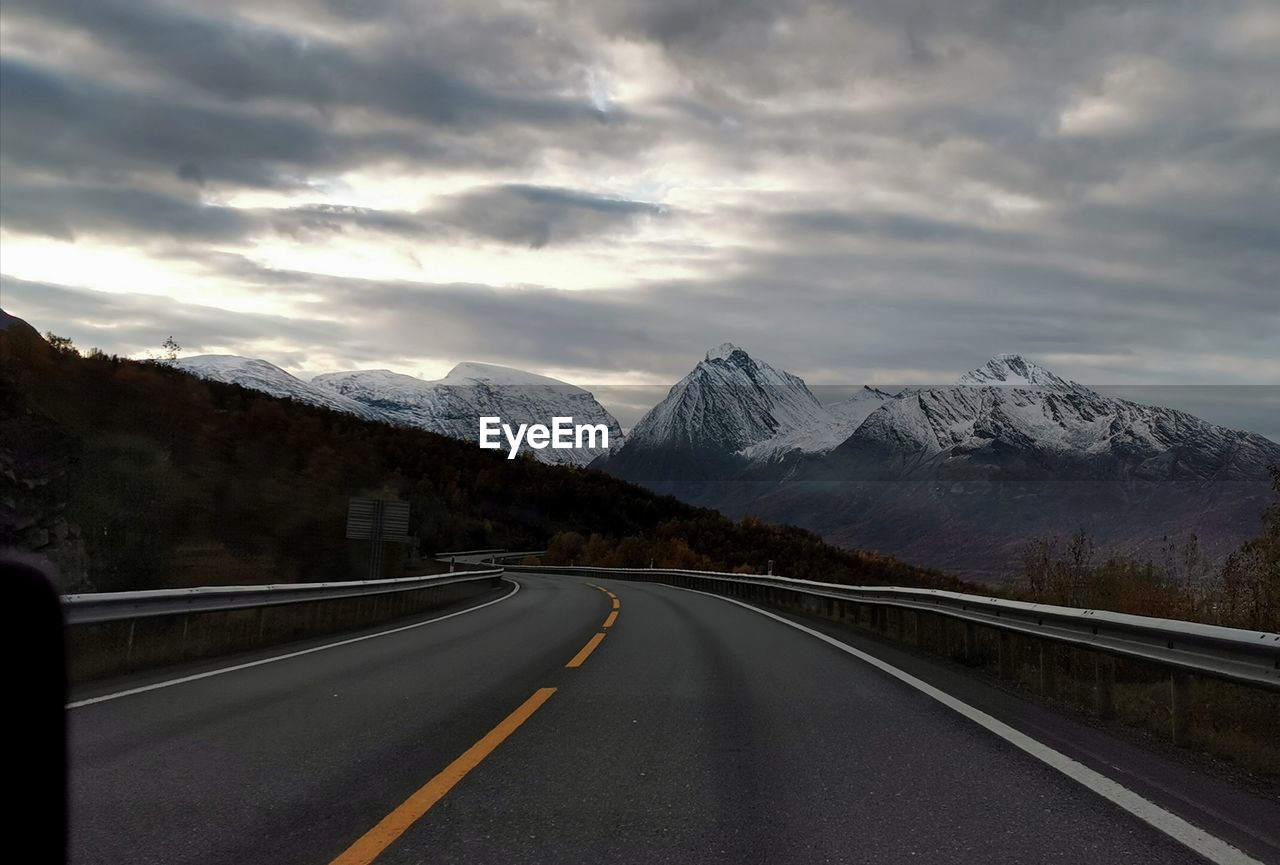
[665, 583, 1263, 865]
[67, 579, 522, 709]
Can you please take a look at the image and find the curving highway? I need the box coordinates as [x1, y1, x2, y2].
[68, 572, 1279, 865]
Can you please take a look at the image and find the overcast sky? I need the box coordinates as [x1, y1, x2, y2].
[1, 0, 1277, 435]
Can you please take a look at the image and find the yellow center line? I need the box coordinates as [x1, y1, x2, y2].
[565, 632, 606, 668]
[611, 598, 620, 610]
[602, 610, 618, 628]
[329, 687, 556, 865]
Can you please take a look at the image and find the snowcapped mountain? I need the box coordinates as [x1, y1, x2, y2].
[173, 355, 621, 466]
[957, 353, 1077, 390]
[839, 354, 1277, 482]
[172, 356, 377, 419]
[312, 363, 622, 466]
[617, 344, 834, 458]
[600, 351, 1280, 579]
[602, 344, 882, 475]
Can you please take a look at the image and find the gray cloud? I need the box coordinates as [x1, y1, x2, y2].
[0, 276, 346, 352]
[439, 185, 666, 248]
[4, 0, 603, 128]
[0, 178, 664, 248]
[0, 56, 550, 191]
[0, 182, 254, 242]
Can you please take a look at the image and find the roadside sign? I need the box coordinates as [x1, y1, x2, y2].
[346, 497, 412, 579]
[346, 498, 410, 542]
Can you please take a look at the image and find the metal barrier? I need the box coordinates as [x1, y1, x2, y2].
[502, 563, 1280, 691]
[63, 569, 505, 625]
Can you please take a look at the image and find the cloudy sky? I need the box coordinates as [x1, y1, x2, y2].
[1, 0, 1277, 433]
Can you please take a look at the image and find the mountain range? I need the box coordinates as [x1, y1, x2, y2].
[597, 347, 1279, 578]
[174, 356, 622, 466]
[600, 346, 1277, 480]
[176, 344, 1276, 580]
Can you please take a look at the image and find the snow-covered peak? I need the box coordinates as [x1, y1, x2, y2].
[310, 368, 417, 395]
[846, 370, 1280, 481]
[705, 343, 748, 363]
[441, 361, 581, 390]
[178, 354, 281, 378]
[959, 354, 1074, 390]
[173, 355, 377, 418]
[620, 347, 847, 461]
[313, 365, 621, 466]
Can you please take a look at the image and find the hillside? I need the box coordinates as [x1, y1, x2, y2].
[0, 313, 960, 594]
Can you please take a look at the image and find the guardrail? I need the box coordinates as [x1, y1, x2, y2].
[62, 569, 509, 681]
[483, 550, 548, 564]
[63, 569, 505, 625]
[503, 564, 1280, 692]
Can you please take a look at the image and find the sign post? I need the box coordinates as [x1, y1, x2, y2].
[346, 497, 411, 579]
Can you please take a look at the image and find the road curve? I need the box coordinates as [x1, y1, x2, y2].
[67, 573, 1271, 865]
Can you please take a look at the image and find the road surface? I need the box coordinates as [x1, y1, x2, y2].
[67, 573, 1279, 864]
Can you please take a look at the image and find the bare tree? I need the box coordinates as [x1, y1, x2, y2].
[162, 336, 181, 361]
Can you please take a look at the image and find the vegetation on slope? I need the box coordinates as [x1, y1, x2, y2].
[1011, 470, 1279, 632]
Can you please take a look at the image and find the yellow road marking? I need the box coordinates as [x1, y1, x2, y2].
[602, 610, 618, 628]
[329, 687, 556, 865]
[565, 632, 606, 668]
[611, 598, 620, 610]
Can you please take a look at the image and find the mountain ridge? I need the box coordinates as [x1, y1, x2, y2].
[175, 356, 623, 467]
[596, 345, 1279, 578]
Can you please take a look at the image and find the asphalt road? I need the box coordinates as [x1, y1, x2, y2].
[67, 573, 1274, 865]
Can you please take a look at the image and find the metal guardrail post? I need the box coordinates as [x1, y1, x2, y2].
[1170, 672, 1192, 745]
[1040, 641, 1057, 697]
[998, 632, 1014, 680]
[1096, 656, 1115, 720]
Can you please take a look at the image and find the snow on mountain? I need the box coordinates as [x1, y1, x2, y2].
[615, 344, 851, 463]
[312, 364, 622, 466]
[172, 356, 377, 419]
[841, 355, 1280, 480]
[439, 362, 574, 388]
[825, 386, 896, 431]
[957, 353, 1077, 390]
[173, 355, 621, 466]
